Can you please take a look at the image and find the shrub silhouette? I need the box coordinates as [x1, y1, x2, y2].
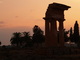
[32, 25, 45, 47]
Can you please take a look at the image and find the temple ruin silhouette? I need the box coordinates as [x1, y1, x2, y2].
[43, 3, 71, 47]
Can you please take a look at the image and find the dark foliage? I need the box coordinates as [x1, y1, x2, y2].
[64, 29, 69, 42]
[73, 21, 79, 43]
[10, 25, 45, 47]
[10, 32, 32, 47]
[69, 27, 74, 42]
[32, 25, 45, 47]
[22, 32, 32, 47]
[0, 41, 1, 46]
[10, 32, 21, 47]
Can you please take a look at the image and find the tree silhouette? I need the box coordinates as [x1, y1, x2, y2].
[64, 29, 69, 42]
[10, 32, 21, 47]
[10, 25, 45, 47]
[22, 32, 32, 47]
[32, 25, 45, 47]
[0, 41, 1, 46]
[69, 27, 74, 42]
[73, 21, 79, 43]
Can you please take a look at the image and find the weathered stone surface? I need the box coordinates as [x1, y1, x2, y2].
[43, 3, 71, 47]
[45, 3, 71, 20]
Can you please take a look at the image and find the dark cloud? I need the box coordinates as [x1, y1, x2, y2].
[15, 16, 18, 18]
[0, 21, 5, 27]
[0, 21, 4, 24]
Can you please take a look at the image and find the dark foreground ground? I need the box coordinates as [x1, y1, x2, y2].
[0, 47, 80, 60]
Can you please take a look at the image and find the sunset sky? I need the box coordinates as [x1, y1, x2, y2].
[0, 0, 80, 45]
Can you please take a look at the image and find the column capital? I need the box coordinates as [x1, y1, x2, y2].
[43, 17, 52, 20]
[58, 19, 65, 22]
[43, 17, 57, 21]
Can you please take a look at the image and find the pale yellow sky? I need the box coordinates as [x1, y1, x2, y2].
[0, 0, 80, 45]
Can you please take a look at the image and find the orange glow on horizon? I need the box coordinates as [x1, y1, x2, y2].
[0, 0, 80, 45]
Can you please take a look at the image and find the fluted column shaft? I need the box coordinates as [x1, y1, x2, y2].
[59, 20, 64, 46]
[45, 20, 50, 47]
[50, 20, 57, 46]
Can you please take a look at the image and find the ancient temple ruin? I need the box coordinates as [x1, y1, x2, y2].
[43, 3, 71, 47]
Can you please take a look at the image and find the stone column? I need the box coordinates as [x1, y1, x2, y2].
[50, 19, 57, 46]
[45, 20, 50, 47]
[59, 20, 64, 46]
